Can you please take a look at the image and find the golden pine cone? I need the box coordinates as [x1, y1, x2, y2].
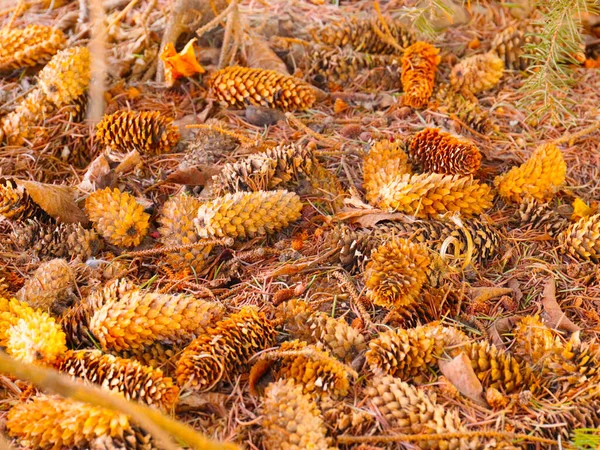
[547, 334, 600, 386]
[512, 315, 556, 367]
[559, 213, 600, 261]
[176, 306, 277, 390]
[494, 143, 566, 203]
[408, 128, 482, 176]
[85, 187, 150, 248]
[89, 290, 225, 353]
[274, 340, 351, 398]
[401, 42, 441, 109]
[434, 83, 497, 134]
[7, 395, 154, 450]
[0, 179, 45, 221]
[118, 342, 182, 370]
[157, 194, 212, 273]
[363, 138, 411, 204]
[261, 379, 334, 450]
[450, 52, 504, 95]
[16, 259, 75, 315]
[320, 397, 374, 435]
[209, 66, 316, 111]
[95, 110, 180, 155]
[366, 323, 467, 379]
[490, 25, 541, 71]
[0, 25, 66, 71]
[308, 161, 347, 212]
[1, 88, 50, 145]
[57, 349, 179, 410]
[516, 198, 571, 237]
[195, 190, 303, 239]
[325, 225, 377, 272]
[213, 143, 314, 195]
[366, 376, 478, 449]
[377, 173, 494, 218]
[364, 238, 431, 309]
[0, 297, 35, 340]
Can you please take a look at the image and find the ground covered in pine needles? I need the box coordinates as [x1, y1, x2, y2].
[2, 0, 600, 449]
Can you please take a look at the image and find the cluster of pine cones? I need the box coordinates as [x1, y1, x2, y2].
[2, 1, 600, 450]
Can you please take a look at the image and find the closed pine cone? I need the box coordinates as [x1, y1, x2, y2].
[325, 225, 377, 272]
[490, 25, 541, 71]
[434, 83, 497, 134]
[401, 42, 441, 109]
[363, 138, 411, 204]
[516, 198, 571, 237]
[512, 315, 557, 368]
[559, 213, 600, 261]
[0, 179, 45, 221]
[450, 52, 504, 95]
[0, 25, 66, 71]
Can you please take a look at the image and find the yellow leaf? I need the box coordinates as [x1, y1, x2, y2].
[161, 38, 205, 88]
[571, 197, 594, 221]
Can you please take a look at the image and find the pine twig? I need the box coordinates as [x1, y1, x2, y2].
[119, 238, 234, 258]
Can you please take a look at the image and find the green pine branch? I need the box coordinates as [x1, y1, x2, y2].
[571, 428, 600, 449]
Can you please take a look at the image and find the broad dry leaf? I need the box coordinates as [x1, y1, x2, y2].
[17, 180, 89, 225]
[161, 38, 205, 88]
[165, 165, 220, 186]
[488, 316, 523, 348]
[541, 277, 580, 333]
[78, 154, 112, 193]
[438, 353, 486, 406]
[245, 33, 289, 75]
[114, 150, 142, 175]
[470, 286, 513, 303]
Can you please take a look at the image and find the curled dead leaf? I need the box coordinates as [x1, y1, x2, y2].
[161, 38, 205, 88]
[438, 353, 486, 407]
[78, 154, 112, 193]
[541, 277, 581, 333]
[165, 165, 220, 186]
[17, 180, 88, 225]
[245, 33, 289, 75]
[470, 286, 513, 303]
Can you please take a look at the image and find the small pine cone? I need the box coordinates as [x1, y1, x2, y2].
[0, 25, 66, 71]
[213, 143, 314, 194]
[57, 349, 179, 410]
[516, 198, 570, 237]
[494, 143, 566, 203]
[377, 173, 493, 218]
[490, 25, 541, 71]
[0, 179, 44, 221]
[176, 306, 277, 390]
[181, 128, 239, 168]
[85, 187, 150, 248]
[559, 214, 600, 261]
[408, 128, 482, 176]
[95, 111, 180, 155]
[512, 315, 556, 367]
[209, 66, 316, 111]
[366, 375, 477, 449]
[449, 52, 504, 95]
[364, 238, 431, 309]
[7, 395, 155, 450]
[157, 195, 212, 273]
[1, 88, 51, 145]
[547, 334, 600, 386]
[16, 259, 76, 315]
[37, 46, 91, 108]
[434, 84, 497, 134]
[274, 340, 351, 398]
[366, 323, 468, 379]
[485, 387, 509, 409]
[261, 379, 334, 450]
[401, 42, 441, 109]
[325, 225, 377, 272]
[363, 138, 411, 204]
[89, 290, 225, 353]
[195, 190, 303, 239]
[308, 162, 347, 212]
[320, 397, 374, 435]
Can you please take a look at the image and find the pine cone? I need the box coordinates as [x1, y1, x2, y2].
[516, 198, 571, 237]
[494, 143, 566, 203]
[0, 297, 35, 338]
[363, 138, 411, 204]
[176, 306, 277, 390]
[213, 143, 314, 194]
[408, 128, 482, 176]
[117, 342, 181, 370]
[512, 315, 556, 367]
[376, 173, 493, 218]
[434, 84, 497, 134]
[364, 238, 431, 309]
[195, 190, 303, 239]
[85, 187, 150, 248]
[366, 375, 478, 449]
[401, 42, 441, 109]
[181, 128, 239, 168]
[308, 161, 347, 212]
[7, 395, 155, 450]
[89, 290, 225, 353]
[0, 25, 66, 71]
[490, 25, 541, 71]
[208, 66, 316, 111]
[547, 334, 600, 386]
[559, 213, 600, 261]
[157, 194, 212, 273]
[274, 339, 351, 398]
[325, 225, 377, 272]
[450, 52, 504, 95]
[1, 88, 49, 144]
[57, 349, 179, 410]
[16, 259, 76, 315]
[95, 110, 180, 155]
[0, 179, 45, 221]
[320, 397, 374, 435]
[261, 379, 334, 450]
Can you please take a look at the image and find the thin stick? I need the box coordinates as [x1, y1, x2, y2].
[87, 0, 107, 125]
[196, 0, 237, 38]
[107, 0, 139, 29]
[551, 120, 600, 145]
[5, 0, 25, 29]
[285, 113, 339, 148]
[119, 238, 234, 258]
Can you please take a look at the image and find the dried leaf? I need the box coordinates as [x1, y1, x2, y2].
[248, 359, 274, 396]
[541, 277, 581, 333]
[165, 166, 220, 186]
[115, 150, 142, 175]
[176, 392, 229, 416]
[78, 154, 113, 193]
[245, 106, 286, 126]
[245, 34, 289, 75]
[488, 316, 523, 348]
[17, 180, 88, 225]
[161, 38, 205, 88]
[438, 353, 486, 407]
[571, 197, 595, 221]
[470, 287, 513, 303]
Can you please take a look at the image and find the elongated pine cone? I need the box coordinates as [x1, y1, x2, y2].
[490, 25, 541, 71]
[434, 83, 497, 134]
[364, 238, 431, 309]
[16, 259, 75, 314]
[89, 290, 225, 352]
[7, 395, 155, 450]
[325, 225, 377, 272]
[274, 340, 351, 398]
[0, 25, 66, 71]
[57, 349, 179, 410]
[401, 42, 441, 109]
[213, 143, 314, 194]
[0, 179, 45, 221]
[516, 198, 571, 237]
[366, 323, 467, 379]
[408, 128, 482, 176]
[450, 52, 504, 95]
[195, 190, 302, 239]
[512, 315, 556, 367]
[157, 194, 212, 272]
[377, 173, 493, 218]
[261, 379, 334, 450]
[85, 187, 150, 248]
[209, 66, 316, 111]
[176, 306, 277, 390]
[363, 138, 411, 204]
[366, 376, 478, 449]
[559, 213, 600, 261]
[95, 110, 180, 155]
[0, 296, 35, 338]
[494, 143, 566, 203]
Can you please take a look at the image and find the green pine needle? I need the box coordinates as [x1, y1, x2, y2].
[571, 428, 600, 449]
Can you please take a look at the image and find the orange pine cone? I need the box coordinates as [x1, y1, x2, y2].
[401, 42, 441, 109]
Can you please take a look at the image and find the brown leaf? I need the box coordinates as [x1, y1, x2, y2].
[541, 277, 581, 333]
[17, 180, 88, 225]
[438, 353, 486, 407]
[248, 358, 275, 397]
[488, 316, 523, 348]
[245, 106, 286, 126]
[245, 33, 289, 75]
[114, 150, 142, 175]
[470, 286, 513, 303]
[165, 165, 220, 186]
[176, 392, 229, 416]
[78, 154, 113, 193]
